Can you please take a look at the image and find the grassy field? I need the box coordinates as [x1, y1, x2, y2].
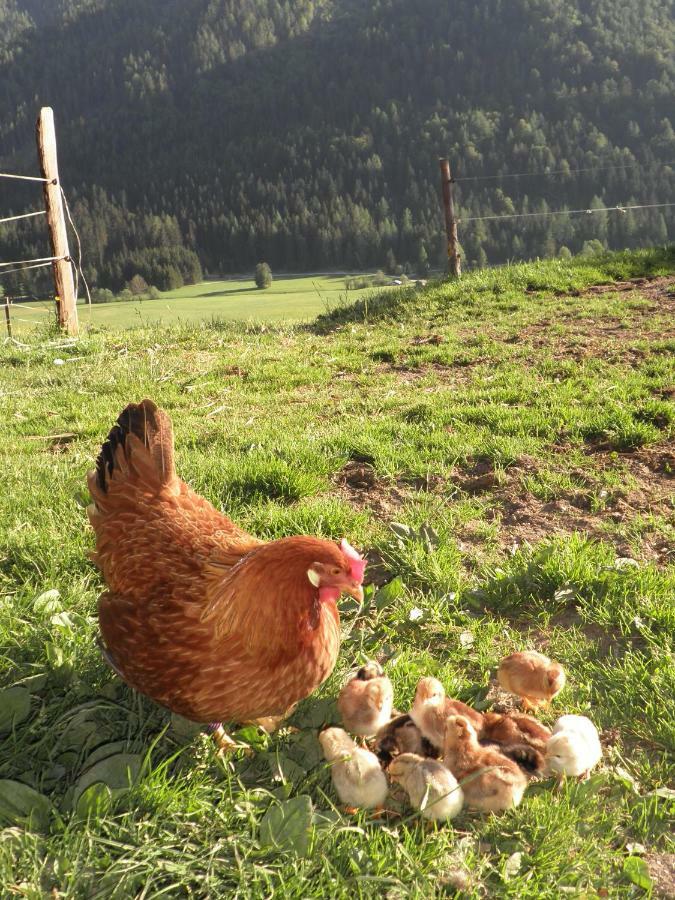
[7, 274, 383, 332]
[0, 247, 674, 898]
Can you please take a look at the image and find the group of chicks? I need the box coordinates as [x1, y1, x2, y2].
[319, 651, 603, 822]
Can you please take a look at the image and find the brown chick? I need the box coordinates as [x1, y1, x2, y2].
[497, 651, 566, 711]
[337, 661, 394, 740]
[443, 715, 528, 813]
[409, 676, 484, 751]
[481, 712, 552, 750]
[480, 712, 551, 777]
[373, 713, 439, 768]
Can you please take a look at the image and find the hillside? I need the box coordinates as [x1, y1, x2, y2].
[1, 247, 674, 895]
[0, 0, 674, 291]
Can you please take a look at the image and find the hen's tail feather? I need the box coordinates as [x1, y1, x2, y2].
[94, 399, 175, 494]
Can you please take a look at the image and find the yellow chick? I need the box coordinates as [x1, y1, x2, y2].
[544, 715, 602, 780]
[497, 651, 566, 711]
[337, 661, 394, 740]
[443, 715, 528, 813]
[373, 713, 438, 767]
[409, 676, 484, 750]
[319, 727, 388, 812]
[389, 753, 464, 822]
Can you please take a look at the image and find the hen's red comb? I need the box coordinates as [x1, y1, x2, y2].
[340, 538, 366, 582]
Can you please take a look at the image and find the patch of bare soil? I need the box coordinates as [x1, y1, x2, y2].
[335, 461, 407, 519]
[516, 275, 675, 360]
[645, 854, 675, 899]
[471, 446, 674, 564]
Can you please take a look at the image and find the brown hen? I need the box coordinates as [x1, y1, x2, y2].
[87, 400, 365, 730]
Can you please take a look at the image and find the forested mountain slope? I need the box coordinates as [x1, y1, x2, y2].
[1, 0, 673, 290]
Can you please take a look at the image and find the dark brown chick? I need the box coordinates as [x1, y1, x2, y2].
[479, 712, 552, 776]
[373, 713, 439, 768]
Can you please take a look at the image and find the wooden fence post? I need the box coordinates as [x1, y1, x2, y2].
[439, 158, 461, 278]
[3, 298, 11, 339]
[36, 107, 78, 335]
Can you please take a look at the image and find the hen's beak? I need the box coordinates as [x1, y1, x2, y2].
[343, 582, 364, 603]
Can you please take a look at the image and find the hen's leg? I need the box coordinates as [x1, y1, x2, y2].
[247, 703, 299, 734]
[208, 723, 240, 754]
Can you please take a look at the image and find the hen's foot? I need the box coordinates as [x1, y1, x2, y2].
[211, 725, 253, 756]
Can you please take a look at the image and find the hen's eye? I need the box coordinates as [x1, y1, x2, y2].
[330, 566, 341, 576]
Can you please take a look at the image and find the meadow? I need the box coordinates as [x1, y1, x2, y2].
[0, 248, 673, 898]
[6, 275, 382, 332]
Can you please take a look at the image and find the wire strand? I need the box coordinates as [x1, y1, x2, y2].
[0, 260, 56, 278]
[0, 210, 46, 226]
[455, 160, 675, 183]
[60, 186, 92, 308]
[0, 172, 51, 183]
[460, 201, 675, 223]
[0, 254, 65, 268]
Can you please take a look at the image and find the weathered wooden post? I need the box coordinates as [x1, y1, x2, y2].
[3, 298, 11, 339]
[439, 158, 461, 278]
[36, 107, 78, 335]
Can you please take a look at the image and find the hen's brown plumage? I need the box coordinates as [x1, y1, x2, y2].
[88, 400, 361, 724]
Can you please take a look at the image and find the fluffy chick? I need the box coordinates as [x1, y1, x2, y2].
[374, 713, 439, 768]
[482, 711, 552, 750]
[389, 753, 464, 822]
[497, 651, 566, 711]
[480, 712, 550, 775]
[443, 715, 528, 813]
[319, 727, 388, 810]
[544, 714, 602, 780]
[337, 661, 394, 739]
[409, 676, 484, 750]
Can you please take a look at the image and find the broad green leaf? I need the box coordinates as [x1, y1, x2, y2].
[0, 686, 31, 734]
[259, 794, 314, 857]
[16, 674, 48, 694]
[75, 782, 113, 820]
[419, 523, 440, 551]
[170, 713, 203, 743]
[234, 724, 269, 751]
[268, 753, 307, 786]
[0, 780, 52, 832]
[374, 576, 405, 611]
[50, 611, 75, 629]
[389, 522, 414, 540]
[623, 856, 652, 890]
[72, 753, 143, 809]
[294, 698, 336, 730]
[503, 851, 523, 881]
[286, 731, 323, 770]
[83, 741, 133, 768]
[33, 589, 62, 616]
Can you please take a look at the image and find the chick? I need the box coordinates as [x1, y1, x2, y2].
[482, 711, 551, 750]
[319, 726, 388, 811]
[480, 712, 550, 775]
[497, 651, 566, 711]
[388, 753, 464, 822]
[443, 715, 528, 813]
[373, 713, 439, 768]
[409, 676, 484, 750]
[544, 714, 602, 781]
[337, 661, 394, 740]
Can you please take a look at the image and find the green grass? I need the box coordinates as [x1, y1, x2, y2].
[8, 274, 387, 331]
[1, 247, 674, 898]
